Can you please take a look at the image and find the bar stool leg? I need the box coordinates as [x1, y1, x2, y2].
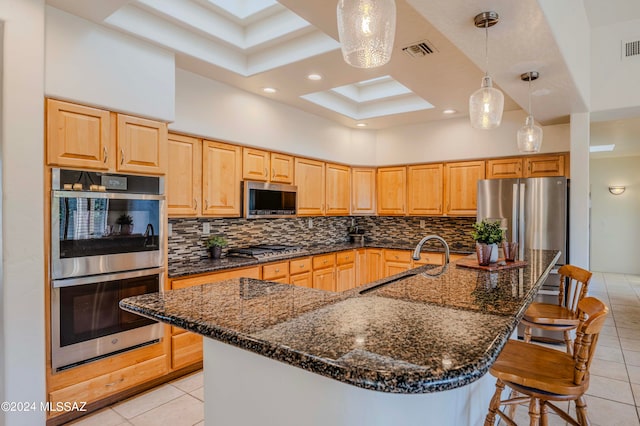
[540, 401, 549, 426]
[563, 330, 574, 355]
[575, 396, 589, 426]
[524, 325, 532, 343]
[484, 379, 505, 426]
[528, 397, 540, 426]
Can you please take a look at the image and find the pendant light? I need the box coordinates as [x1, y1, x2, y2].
[517, 71, 543, 153]
[336, 0, 396, 68]
[469, 11, 504, 129]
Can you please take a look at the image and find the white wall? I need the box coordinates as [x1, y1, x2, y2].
[591, 18, 640, 117]
[1, 0, 47, 425]
[590, 156, 640, 274]
[375, 110, 570, 165]
[171, 69, 378, 165]
[45, 6, 175, 122]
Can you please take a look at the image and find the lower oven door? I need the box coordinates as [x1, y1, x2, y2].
[51, 267, 164, 371]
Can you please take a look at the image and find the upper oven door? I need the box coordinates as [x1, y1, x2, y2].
[51, 190, 165, 279]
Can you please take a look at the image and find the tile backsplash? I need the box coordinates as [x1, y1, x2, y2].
[168, 216, 476, 266]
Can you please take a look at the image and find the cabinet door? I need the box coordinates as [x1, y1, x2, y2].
[295, 158, 325, 216]
[116, 114, 167, 175]
[355, 248, 367, 287]
[202, 140, 242, 216]
[366, 249, 383, 282]
[377, 167, 406, 215]
[325, 163, 351, 215]
[413, 251, 444, 266]
[167, 134, 201, 217]
[407, 164, 443, 215]
[444, 161, 485, 216]
[384, 261, 411, 277]
[486, 158, 523, 179]
[351, 168, 376, 215]
[270, 153, 294, 184]
[524, 154, 565, 177]
[46, 99, 112, 170]
[242, 148, 269, 181]
[336, 262, 355, 292]
[312, 268, 336, 292]
[290, 272, 312, 288]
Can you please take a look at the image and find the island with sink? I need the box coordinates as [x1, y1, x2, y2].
[121, 248, 560, 426]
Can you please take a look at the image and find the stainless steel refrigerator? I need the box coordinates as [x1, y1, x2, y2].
[476, 176, 569, 342]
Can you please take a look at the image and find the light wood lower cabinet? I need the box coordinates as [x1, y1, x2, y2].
[366, 249, 384, 283]
[290, 271, 312, 288]
[171, 332, 203, 370]
[413, 252, 445, 266]
[289, 257, 312, 287]
[262, 261, 289, 282]
[383, 249, 413, 277]
[312, 253, 336, 291]
[335, 250, 356, 292]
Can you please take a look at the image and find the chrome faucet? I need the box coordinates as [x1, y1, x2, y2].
[412, 235, 450, 264]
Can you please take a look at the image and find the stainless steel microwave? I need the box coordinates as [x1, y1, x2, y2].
[243, 181, 297, 218]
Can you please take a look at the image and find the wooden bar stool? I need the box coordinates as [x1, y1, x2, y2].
[484, 296, 608, 426]
[521, 264, 592, 354]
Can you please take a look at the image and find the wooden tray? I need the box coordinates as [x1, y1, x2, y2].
[456, 257, 528, 271]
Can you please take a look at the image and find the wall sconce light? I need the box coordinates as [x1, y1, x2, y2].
[608, 186, 626, 195]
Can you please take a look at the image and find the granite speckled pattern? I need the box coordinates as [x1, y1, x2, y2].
[122, 249, 560, 394]
[168, 241, 474, 278]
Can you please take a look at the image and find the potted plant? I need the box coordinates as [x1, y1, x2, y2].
[116, 214, 133, 235]
[471, 219, 504, 265]
[205, 235, 228, 259]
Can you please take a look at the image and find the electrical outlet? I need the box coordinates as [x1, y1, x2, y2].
[168, 223, 173, 237]
[203, 222, 211, 235]
[308, 218, 313, 229]
[420, 220, 425, 229]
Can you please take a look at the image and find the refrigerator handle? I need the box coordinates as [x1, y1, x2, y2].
[512, 183, 518, 243]
[519, 183, 526, 259]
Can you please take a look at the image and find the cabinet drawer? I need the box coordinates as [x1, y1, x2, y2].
[336, 250, 355, 265]
[313, 254, 336, 269]
[384, 250, 412, 263]
[413, 252, 444, 266]
[262, 261, 289, 280]
[49, 355, 167, 405]
[172, 332, 203, 370]
[289, 257, 311, 274]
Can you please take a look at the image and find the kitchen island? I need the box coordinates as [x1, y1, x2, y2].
[121, 249, 560, 426]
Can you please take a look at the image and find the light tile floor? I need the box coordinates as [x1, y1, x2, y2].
[68, 272, 640, 426]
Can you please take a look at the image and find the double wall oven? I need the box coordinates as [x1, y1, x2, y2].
[50, 169, 164, 371]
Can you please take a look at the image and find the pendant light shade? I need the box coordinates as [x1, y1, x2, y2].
[469, 11, 504, 130]
[469, 75, 504, 129]
[336, 0, 396, 69]
[517, 71, 543, 153]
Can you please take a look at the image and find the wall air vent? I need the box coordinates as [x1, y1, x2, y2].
[622, 39, 640, 61]
[402, 40, 437, 58]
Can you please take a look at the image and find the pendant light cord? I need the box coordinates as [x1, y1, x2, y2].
[484, 21, 489, 77]
[527, 73, 532, 116]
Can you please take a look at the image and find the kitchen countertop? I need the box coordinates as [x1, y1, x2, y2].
[168, 240, 474, 278]
[123, 249, 560, 394]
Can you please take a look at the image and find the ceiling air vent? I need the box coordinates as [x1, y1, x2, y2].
[622, 39, 640, 61]
[402, 40, 437, 58]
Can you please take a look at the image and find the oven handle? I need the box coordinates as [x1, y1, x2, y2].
[52, 190, 164, 201]
[52, 267, 165, 288]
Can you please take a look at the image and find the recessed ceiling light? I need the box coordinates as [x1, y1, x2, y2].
[443, 109, 457, 114]
[263, 87, 277, 94]
[307, 73, 322, 81]
[356, 123, 367, 127]
[589, 144, 615, 152]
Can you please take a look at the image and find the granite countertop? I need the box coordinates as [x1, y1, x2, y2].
[123, 249, 560, 394]
[168, 240, 475, 278]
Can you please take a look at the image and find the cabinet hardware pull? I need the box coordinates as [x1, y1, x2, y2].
[299, 265, 304, 268]
[105, 377, 125, 387]
[103, 147, 108, 163]
[204, 200, 208, 210]
[264, 168, 267, 177]
[120, 149, 124, 165]
[275, 269, 279, 273]
[272, 168, 275, 177]
[194, 199, 198, 210]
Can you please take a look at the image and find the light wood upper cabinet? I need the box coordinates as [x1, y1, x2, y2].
[486, 158, 523, 179]
[524, 154, 565, 177]
[270, 153, 294, 184]
[325, 163, 351, 215]
[202, 140, 242, 216]
[377, 166, 406, 215]
[407, 164, 443, 215]
[242, 148, 269, 181]
[116, 114, 167, 175]
[47, 99, 167, 175]
[444, 160, 485, 216]
[167, 133, 201, 217]
[295, 158, 325, 216]
[352, 168, 376, 215]
[46, 99, 112, 170]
